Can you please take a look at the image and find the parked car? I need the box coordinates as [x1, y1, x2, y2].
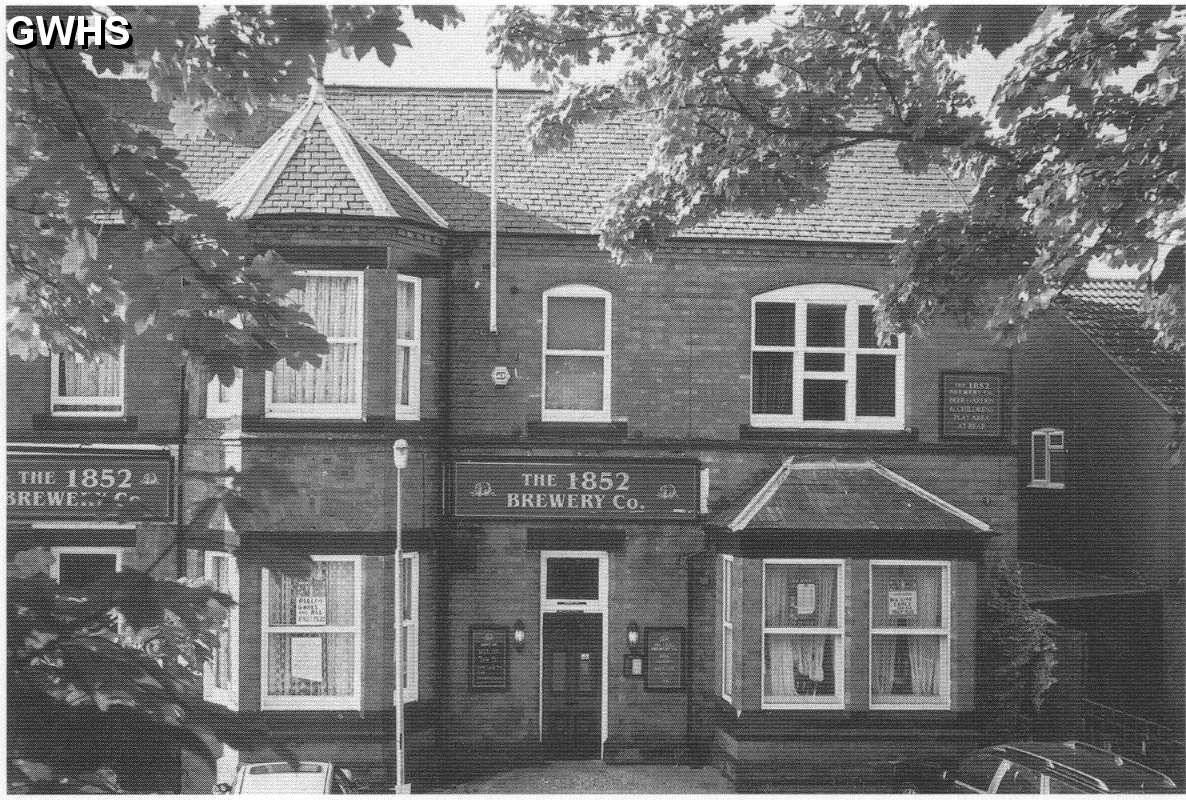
[214, 762, 358, 794]
[894, 741, 1178, 793]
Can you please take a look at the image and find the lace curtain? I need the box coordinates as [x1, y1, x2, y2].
[871, 564, 943, 698]
[272, 275, 360, 405]
[61, 352, 121, 397]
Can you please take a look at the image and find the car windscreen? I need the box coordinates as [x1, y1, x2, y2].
[238, 763, 327, 793]
[957, 752, 1005, 791]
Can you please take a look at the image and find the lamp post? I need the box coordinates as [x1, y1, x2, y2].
[392, 439, 409, 793]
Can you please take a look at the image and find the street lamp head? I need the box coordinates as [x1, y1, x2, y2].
[393, 439, 410, 470]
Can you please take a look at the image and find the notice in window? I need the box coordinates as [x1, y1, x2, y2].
[796, 583, 817, 616]
[887, 588, 918, 618]
[290, 636, 323, 682]
[295, 591, 327, 626]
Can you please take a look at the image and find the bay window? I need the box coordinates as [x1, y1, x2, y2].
[869, 561, 950, 709]
[542, 285, 611, 422]
[51, 349, 125, 416]
[751, 285, 903, 428]
[395, 552, 419, 703]
[266, 271, 364, 419]
[261, 556, 362, 710]
[396, 275, 421, 420]
[204, 551, 239, 708]
[762, 559, 844, 708]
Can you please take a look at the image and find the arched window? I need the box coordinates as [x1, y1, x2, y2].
[542, 285, 611, 422]
[750, 284, 903, 428]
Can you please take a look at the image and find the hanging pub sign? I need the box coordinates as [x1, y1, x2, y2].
[452, 460, 699, 520]
[7, 450, 174, 521]
[940, 372, 1005, 439]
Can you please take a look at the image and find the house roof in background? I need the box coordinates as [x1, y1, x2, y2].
[108, 82, 970, 241]
[1061, 281, 1184, 415]
[712, 458, 992, 533]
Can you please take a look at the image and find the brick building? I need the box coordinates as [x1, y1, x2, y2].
[1014, 277, 1184, 765]
[8, 82, 1024, 790]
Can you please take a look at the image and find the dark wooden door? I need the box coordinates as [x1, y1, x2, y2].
[542, 613, 602, 758]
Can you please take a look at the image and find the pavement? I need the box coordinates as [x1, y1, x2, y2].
[431, 760, 734, 794]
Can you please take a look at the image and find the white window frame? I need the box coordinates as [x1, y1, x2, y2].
[204, 551, 239, 709]
[750, 284, 904, 429]
[260, 554, 364, 711]
[50, 546, 123, 581]
[51, 347, 127, 417]
[721, 554, 736, 703]
[395, 274, 422, 421]
[1030, 428, 1066, 489]
[394, 551, 419, 704]
[265, 270, 365, 420]
[541, 284, 612, 423]
[761, 558, 845, 710]
[868, 559, 952, 711]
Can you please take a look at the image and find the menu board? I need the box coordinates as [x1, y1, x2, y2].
[469, 626, 509, 692]
[644, 627, 685, 692]
[941, 372, 1005, 438]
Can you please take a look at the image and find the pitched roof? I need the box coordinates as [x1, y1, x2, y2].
[209, 81, 446, 226]
[712, 458, 992, 533]
[118, 82, 969, 241]
[1060, 280, 1184, 415]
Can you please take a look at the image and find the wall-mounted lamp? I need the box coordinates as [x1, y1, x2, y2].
[513, 619, 526, 650]
[626, 621, 640, 650]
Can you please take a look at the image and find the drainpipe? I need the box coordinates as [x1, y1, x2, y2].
[489, 63, 500, 335]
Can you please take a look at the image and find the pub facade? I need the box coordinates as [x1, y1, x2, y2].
[7, 81, 1020, 791]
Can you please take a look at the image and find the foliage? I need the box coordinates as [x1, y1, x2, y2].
[7, 5, 461, 382]
[7, 550, 264, 792]
[491, 5, 1184, 349]
[979, 559, 1059, 738]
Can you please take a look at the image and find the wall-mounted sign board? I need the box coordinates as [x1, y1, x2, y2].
[453, 461, 699, 521]
[8, 450, 174, 521]
[644, 627, 686, 692]
[940, 372, 1005, 439]
[469, 626, 509, 692]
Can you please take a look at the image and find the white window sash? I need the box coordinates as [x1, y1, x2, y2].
[204, 551, 239, 709]
[761, 558, 845, 710]
[394, 552, 419, 703]
[265, 270, 365, 420]
[1029, 428, 1066, 488]
[868, 559, 952, 710]
[51, 347, 127, 417]
[395, 275, 421, 421]
[721, 554, 734, 702]
[260, 555, 363, 711]
[541, 284, 612, 423]
[750, 285, 904, 429]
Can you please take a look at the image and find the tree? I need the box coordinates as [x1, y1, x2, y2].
[7, 4, 461, 382]
[490, 5, 1184, 350]
[7, 6, 459, 791]
[979, 560, 1058, 738]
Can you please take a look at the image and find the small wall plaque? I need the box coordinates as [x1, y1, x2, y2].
[469, 626, 509, 692]
[644, 627, 686, 692]
[940, 372, 1005, 439]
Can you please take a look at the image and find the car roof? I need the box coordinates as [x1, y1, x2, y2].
[996, 742, 1176, 792]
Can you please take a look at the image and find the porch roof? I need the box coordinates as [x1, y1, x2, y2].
[711, 458, 992, 534]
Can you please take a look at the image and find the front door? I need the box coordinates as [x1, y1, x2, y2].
[542, 613, 602, 758]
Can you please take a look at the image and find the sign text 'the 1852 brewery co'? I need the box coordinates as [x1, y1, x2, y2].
[7, 451, 174, 521]
[452, 461, 699, 520]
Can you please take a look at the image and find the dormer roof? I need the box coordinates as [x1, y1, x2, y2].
[211, 80, 447, 227]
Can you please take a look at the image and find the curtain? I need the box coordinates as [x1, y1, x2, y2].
[272, 275, 360, 405]
[765, 565, 837, 698]
[872, 637, 897, 696]
[908, 636, 940, 696]
[62, 352, 120, 397]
